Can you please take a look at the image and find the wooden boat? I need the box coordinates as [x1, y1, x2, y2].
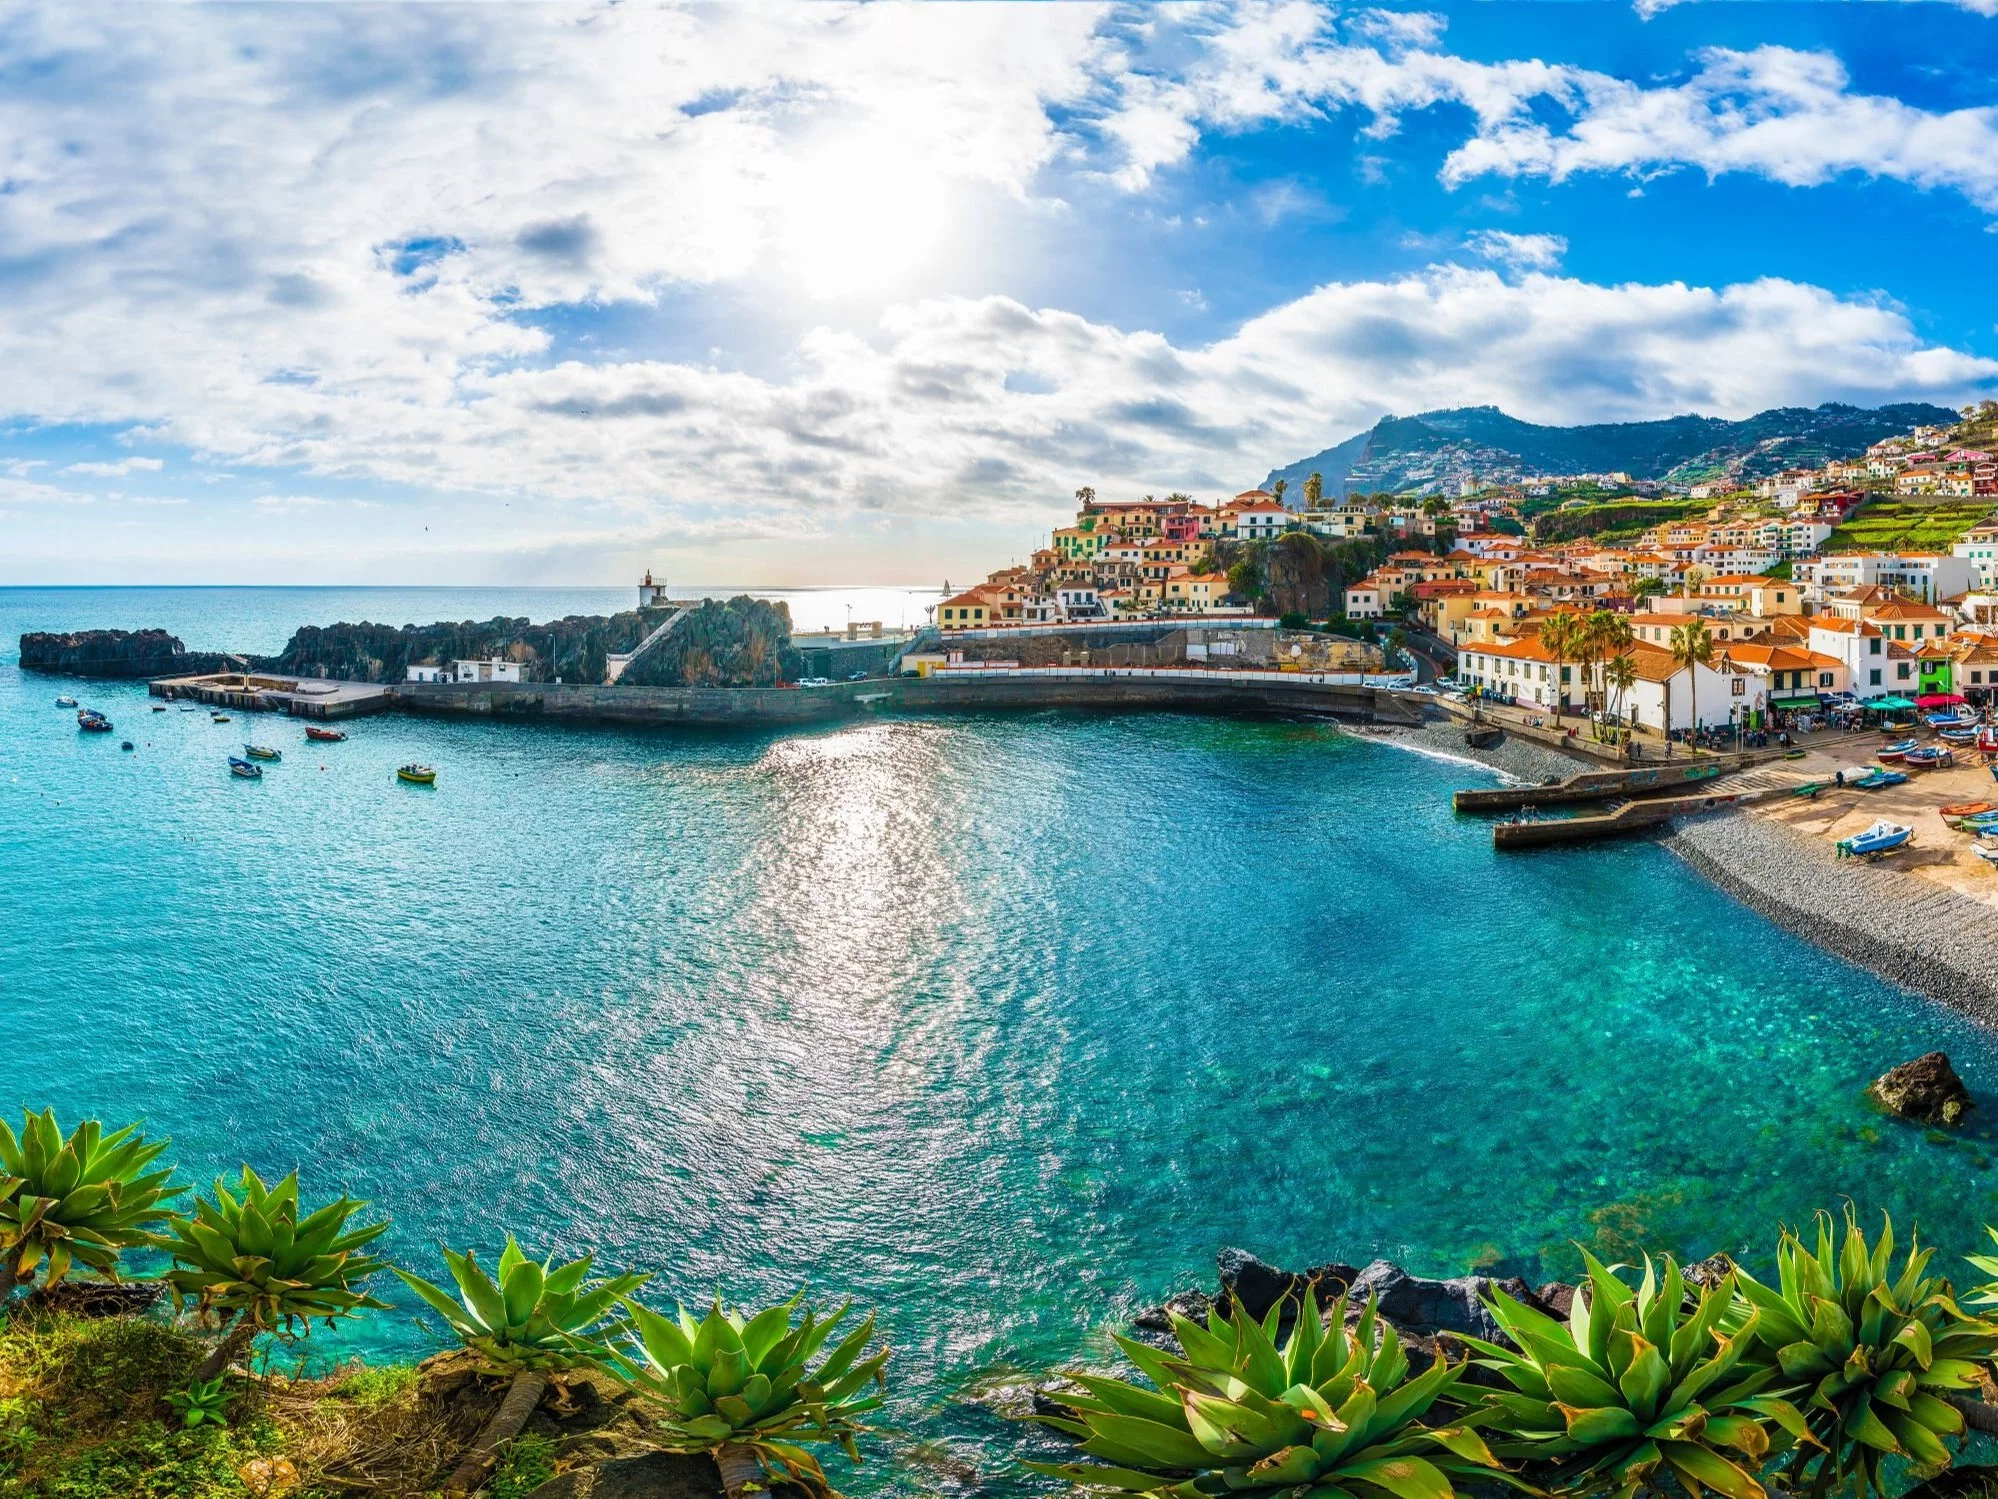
[1958, 810, 1998, 832]
[396, 764, 437, 785]
[54, 695, 77, 707]
[242, 744, 281, 762]
[1940, 801, 1997, 818]
[1905, 746, 1954, 770]
[1790, 781, 1825, 798]
[1782, 749, 1807, 759]
[1839, 820, 1913, 859]
[1940, 728, 1978, 744]
[228, 757, 262, 779]
[1853, 769, 1908, 790]
[1974, 842, 1998, 865]
[151, 703, 166, 712]
[1880, 720, 1917, 734]
[1877, 740, 1918, 762]
[1926, 712, 1971, 728]
[77, 710, 113, 732]
[305, 725, 347, 742]
[211, 711, 231, 723]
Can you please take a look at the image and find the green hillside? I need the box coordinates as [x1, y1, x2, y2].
[1823, 498, 1994, 553]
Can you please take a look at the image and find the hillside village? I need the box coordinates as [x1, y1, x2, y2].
[937, 401, 1998, 743]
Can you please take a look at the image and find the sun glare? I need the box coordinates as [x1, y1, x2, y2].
[782, 140, 947, 300]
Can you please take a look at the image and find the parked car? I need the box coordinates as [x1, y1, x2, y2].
[797, 677, 831, 687]
[848, 670, 868, 681]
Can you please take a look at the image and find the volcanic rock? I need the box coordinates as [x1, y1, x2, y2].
[1869, 1052, 1973, 1127]
[1346, 1260, 1505, 1344]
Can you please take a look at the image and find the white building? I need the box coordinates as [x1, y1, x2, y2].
[638, 568, 669, 609]
[1233, 501, 1290, 540]
[1344, 581, 1384, 619]
[1055, 584, 1105, 620]
[406, 658, 525, 684]
[1621, 646, 1768, 734]
[1953, 526, 1998, 589]
[1795, 551, 1975, 605]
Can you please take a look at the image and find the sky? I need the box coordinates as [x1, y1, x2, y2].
[6, 2, 1998, 586]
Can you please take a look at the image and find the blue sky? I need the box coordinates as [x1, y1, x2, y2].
[5, 1, 1998, 586]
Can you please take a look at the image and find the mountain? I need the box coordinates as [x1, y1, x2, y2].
[1262, 401, 1960, 500]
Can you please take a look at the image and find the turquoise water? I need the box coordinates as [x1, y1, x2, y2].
[5, 587, 1998, 1495]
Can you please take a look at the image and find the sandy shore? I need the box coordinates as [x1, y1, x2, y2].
[1380, 710, 1998, 1024]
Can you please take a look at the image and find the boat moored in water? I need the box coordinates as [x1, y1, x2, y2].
[305, 725, 347, 742]
[211, 711, 231, 723]
[77, 709, 113, 732]
[228, 757, 262, 779]
[54, 695, 77, 708]
[242, 744, 281, 762]
[396, 764, 437, 785]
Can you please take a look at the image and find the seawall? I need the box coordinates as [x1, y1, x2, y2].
[392, 669, 1423, 726]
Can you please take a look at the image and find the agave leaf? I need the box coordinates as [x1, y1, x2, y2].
[1339, 1454, 1456, 1499]
[1658, 1438, 1765, 1499]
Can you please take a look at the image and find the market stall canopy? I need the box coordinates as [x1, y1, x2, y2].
[1916, 693, 1966, 707]
[1771, 695, 1828, 710]
[1872, 696, 1919, 710]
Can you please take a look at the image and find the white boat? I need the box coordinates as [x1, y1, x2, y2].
[55, 695, 77, 707]
[1839, 820, 1913, 859]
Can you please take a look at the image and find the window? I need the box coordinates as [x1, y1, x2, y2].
[1820, 673, 1834, 688]
[1870, 669, 1882, 686]
[1898, 663, 1912, 680]
[1870, 638, 1882, 655]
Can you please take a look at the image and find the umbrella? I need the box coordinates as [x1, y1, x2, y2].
[1915, 693, 1966, 707]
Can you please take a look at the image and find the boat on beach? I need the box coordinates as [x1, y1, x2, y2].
[228, 757, 262, 780]
[242, 744, 281, 762]
[1877, 740, 1918, 762]
[1852, 769, 1907, 790]
[1940, 728, 1978, 744]
[396, 764, 437, 785]
[1839, 820, 1913, 859]
[1940, 801, 1996, 818]
[1925, 712, 1970, 729]
[1880, 720, 1917, 734]
[1905, 746, 1954, 770]
[305, 725, 347, 742]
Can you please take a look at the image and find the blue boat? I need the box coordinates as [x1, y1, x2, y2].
[1852, 769, 1908, 790]
[228, 757, 262, 780]
[1876, 740, 1918, 762]
[1940, 728, 1978, 744]
[1925, 712, 1970, 728]
[1839, 819, 1913, 858]
[1960, 811, 1998, 830]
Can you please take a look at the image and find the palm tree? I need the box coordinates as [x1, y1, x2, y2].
[1583, 609, 1632, 715]
[1669, 617, 1715, 745]
[1538, 613, 1586, 723]
[1605, 653, 1638, 727]
[1271, 477, 1288, 506]
[1304, 471, 1323, 507]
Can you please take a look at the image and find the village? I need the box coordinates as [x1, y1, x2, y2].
[936, 405, 1998, 746]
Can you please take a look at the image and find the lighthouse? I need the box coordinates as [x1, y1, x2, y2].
[638, 569, 667, 610]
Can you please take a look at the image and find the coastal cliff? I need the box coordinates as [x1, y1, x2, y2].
[18, 628, 233, 679]
[615, 596, 799, 688]
[265, 612, 656, 685]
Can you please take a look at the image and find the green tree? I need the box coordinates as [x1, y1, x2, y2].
[159, 1168, 390, 1381]
[1538, 613, 1587, 724]
[397, 1238, 648, 1494]
[1074, 486, 1095, 508]
[1669, 617, 1714, 739]
[1605, 652, 1638, 728]
[0, 1110, 179, 1298]
[1582, 610, 1632, 714]
[1632, 576, 1669, 599]
[1304, 471, 1323, 507]
[1226, 556, 1262, 601]
[1271, 477, 1288, 507]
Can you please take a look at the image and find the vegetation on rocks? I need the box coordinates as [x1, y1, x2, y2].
[264, 615, 655, 686]
[614, 597, 800, 689]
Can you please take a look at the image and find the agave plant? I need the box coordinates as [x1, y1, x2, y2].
[1029, 1289, 1509, 1499]
[618, 1293, 889, 1499]
[159, 1167, 390, 1381]
[1466, 1251, 1810, 1499]
[1734, 1210, 1998, 1499]
[0, 1109, 179, 1296]
[396, 1237, 648, 1495]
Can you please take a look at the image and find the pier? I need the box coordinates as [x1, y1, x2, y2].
[1451, 757, 1749, 813]
[147, 671, 393, 720]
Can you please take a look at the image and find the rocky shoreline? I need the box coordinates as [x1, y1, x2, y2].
[1668, 811, 1998, 1026]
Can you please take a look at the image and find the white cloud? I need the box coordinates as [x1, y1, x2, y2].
[64, 457, 164, 477]
[1465, 230, 1567, 271]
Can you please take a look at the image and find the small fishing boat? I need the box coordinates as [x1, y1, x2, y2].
[1973, 842, 1998, 866]
[1877, 740, 1918, 762]
[228, 757, 262, 779]
[1958, 811, 1998, 832]
[1839, 820, 1913, 859]
[242, 744, 281, 762]
[179, 704, 200, 712]
[151, 703, 166, 713]
[1905, 746, 1954, 770]
[211, 711, 231, 723]
[120, 741, 134, 751]
[1940, 728, 1978, 744]
[1926, 712, 1971, 728]
[77, 710, 113, 732]
[396, 764, 437, 786]
[1940, 801, 1997, 818]
[305, 725, 347, 742]
[1880, 720, 1917, 734]
[1853, 769, 1908, 790]
[1782, 748, 1807, 759]
[54, 695, 77, 708]
[1791, 781, 1825, 798]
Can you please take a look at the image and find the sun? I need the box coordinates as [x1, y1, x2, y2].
[780, 138, 948, 300]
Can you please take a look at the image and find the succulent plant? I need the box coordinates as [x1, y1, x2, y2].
[618, 1293, 889, 1499]
[159, 1166, 390, 1379]
[1030, 1289, 1509, 1499]
[1466, 1252, 1809, 1499]
[1735, 1210, 1998, 1499]
[397, 1236, 648, 1494]
[0, 1109, 179, 1295]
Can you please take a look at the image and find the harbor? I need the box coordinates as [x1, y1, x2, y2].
[148, 670, 393, 720]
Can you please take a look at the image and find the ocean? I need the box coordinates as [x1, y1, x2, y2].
[4, 586, 1996, 1495]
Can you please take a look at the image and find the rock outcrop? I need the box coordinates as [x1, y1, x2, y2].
[1869, 1052, 1974, 1126]
[19, 629, 232, 679]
